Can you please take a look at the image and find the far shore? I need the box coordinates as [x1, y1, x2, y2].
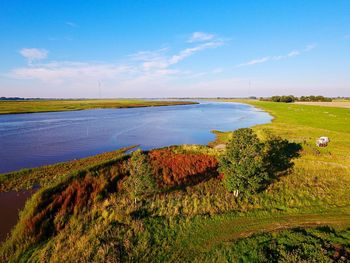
[0, 99, 197, 115]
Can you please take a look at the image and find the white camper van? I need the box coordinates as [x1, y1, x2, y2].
[316, 136, 330, 147]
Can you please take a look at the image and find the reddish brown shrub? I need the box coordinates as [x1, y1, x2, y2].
[148, 149, 219, 188]
[25, 161, 128, 239]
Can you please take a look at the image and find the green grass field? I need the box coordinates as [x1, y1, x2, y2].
[213, 100, 350, 210]
[0, 99, 196, 114]
[217, 100, 350, 164]
[1, 100, 350, 262]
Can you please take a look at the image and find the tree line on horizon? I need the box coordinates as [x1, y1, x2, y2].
[259, 95, 333, 103]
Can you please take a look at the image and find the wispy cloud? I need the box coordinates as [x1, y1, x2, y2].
[237, 57, 270, 67]
[128, 48, 169, 61]
[19, 48, 48, 63]
[271, 50, 300, 61]
[131, 37, 224, 72]
[11, 32, 224, 86]
[344, 34, 350, 39]
[168, 41, 224, 65]
[237, 44, 315, 67]
[188, 32, 214, 43]
[66, 21, 78, 28]
[11, 62, 132, 84]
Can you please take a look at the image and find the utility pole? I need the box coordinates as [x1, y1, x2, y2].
[98, 81, 102, 99]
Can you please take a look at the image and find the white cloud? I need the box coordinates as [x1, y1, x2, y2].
[237, 44, 314, 67]
[10, 33, 225, 96]
[11, 62, 133, 83]
[19, 48, 48, 63]
[128, 48, 169, 61]
[131, 40, 224, 72]
[66, 21, 78, 27]
[271, 50, 300, 61]
[287, 50, 300, 57]
[188, 32, 214, 42]
[11, 41, 223, 85]
[237, 56, 270, 67]
[168, 41, 223, 65]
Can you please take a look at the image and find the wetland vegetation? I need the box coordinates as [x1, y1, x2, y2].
[0, 99, 197, 115]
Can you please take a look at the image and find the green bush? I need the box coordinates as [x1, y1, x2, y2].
[124, 150, 157, 202]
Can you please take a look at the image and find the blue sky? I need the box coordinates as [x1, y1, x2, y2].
[0, 0, 349, 98]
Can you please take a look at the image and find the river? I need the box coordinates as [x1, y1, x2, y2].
[0, 101, 272, 174]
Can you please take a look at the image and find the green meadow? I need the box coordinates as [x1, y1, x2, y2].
[1, 101, 350, 262]
[0, 99, 196, 114]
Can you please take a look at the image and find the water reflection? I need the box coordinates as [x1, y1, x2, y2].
[0, 189, 37, 242]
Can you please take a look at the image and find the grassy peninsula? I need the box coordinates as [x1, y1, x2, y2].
[0, 99, 197, 115]
[1, 101, 350, 262]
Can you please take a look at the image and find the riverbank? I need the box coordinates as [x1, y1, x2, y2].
[0, 99, 197, 114]
[0, 147, 135, 242]
[0, 146, 136, 192]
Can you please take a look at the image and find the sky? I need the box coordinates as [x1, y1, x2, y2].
[0, 0, 349, 98]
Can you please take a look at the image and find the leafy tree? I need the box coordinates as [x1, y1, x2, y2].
[219, 129, 301, 196]
[219, 128, 268, 195]
[271, 95, 296, 103]
[124, 150, 157, 202]
[299, 95, 332, 102]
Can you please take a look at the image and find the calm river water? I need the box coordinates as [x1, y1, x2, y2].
[0, 101, 272, 174]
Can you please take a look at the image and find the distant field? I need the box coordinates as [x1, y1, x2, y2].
[295, 101, 350, 108]
[0, 99, 196, 114]
[334, 98, 350, 102]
